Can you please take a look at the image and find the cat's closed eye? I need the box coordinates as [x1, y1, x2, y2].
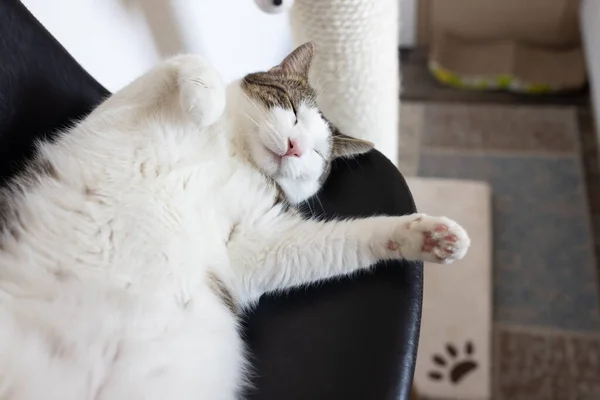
[290, 102, 298, 125]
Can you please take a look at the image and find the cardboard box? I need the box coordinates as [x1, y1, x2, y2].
[418, 0, 586, 91]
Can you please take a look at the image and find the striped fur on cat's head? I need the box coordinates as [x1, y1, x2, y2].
[231, 42, 373, 204]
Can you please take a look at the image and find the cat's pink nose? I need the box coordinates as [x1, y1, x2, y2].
[285, 139, 302, 157]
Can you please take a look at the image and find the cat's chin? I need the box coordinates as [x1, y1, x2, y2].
[248, 139, 323, 195]
[252, 151, 318, 201]
[276, 176, 321, 204]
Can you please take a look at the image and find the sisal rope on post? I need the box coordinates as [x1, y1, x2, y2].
[290, 0, 400, 165]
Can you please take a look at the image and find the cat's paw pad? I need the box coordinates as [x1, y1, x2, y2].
[170, 55, 226, 128]
[390, 215, 470, 264]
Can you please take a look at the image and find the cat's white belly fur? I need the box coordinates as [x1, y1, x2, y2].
[0, 202, 247, 399]
[0, 141, 252, 399]
[0, 279, 244, 400]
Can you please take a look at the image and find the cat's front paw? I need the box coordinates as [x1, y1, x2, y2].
[169, 55, 226, 129]
[387, 214, 470, 264]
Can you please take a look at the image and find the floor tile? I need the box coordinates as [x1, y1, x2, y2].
[570, 335, 600, 398]
[420, 104, 579, 154]
[495, 327, 571, 400]
[418, 153, 599, 332]
[399, 102, 424, 176]
[493, 325, 600, 400]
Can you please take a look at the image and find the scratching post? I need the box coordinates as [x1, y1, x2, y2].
[290, 0, 400, 165]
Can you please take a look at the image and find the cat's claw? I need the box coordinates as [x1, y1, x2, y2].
[389, 214, 470, 264]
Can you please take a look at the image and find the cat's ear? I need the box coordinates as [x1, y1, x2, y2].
[331, 132, 374, 159]
[271, 42, 315, 76]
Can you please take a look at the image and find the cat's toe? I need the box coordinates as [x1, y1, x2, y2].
[398, 215, 470, 264]
[422, 219, 470, 264]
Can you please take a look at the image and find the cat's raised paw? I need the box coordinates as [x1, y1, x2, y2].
[169, 55, 226, 129]
[390, 215, 470, 264]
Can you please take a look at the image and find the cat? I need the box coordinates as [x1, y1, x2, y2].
[0, 42, 469, 399]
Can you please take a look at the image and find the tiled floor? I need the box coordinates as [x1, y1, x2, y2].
[400, 48, 600, 399]
[495, 325, 600, 400]
[419, 104, 578, 154]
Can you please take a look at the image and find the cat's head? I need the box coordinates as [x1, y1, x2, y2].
[231, 42, 374, 204]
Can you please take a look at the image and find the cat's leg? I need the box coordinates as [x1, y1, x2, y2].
[229, 213, 469, 299]
[98, 55, 226, 129]
[170, 55, 226, 129]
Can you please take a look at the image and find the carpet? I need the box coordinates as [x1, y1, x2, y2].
[408, 177, 492, 400]
[400, 102, 600, 399]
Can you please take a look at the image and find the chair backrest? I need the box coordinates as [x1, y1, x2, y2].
[0, 0, 109, 184]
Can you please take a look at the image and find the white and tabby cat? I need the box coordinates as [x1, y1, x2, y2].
[0, 43, 469, 399]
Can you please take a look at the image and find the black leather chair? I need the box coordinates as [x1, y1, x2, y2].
[0, 1, 423, 399]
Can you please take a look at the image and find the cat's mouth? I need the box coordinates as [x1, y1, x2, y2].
[259, 139, 305, 177]
[263, 144, 284, 165]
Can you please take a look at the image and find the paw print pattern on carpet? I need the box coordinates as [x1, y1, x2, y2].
[428, 341, 478, 384]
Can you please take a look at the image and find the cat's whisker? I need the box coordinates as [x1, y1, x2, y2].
[243, 113, 260, 128]
[242, 92, 268, 121]
[242, 97, 280, 136]
[259, 112, 279, 133]
[315, 150, 326, 162]
[352, 157, 366, 172]
[340, 157, 356, 176]
[314, 194, 325, 216]
[239, 114, 280, 147]
[240, 81, 281, 135]
[305, 198, 315, 217]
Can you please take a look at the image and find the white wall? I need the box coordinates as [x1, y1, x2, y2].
[22, 0, 293, 92]
[23, 0, 416, 92]
[582, 0, 600, 140]
[399, 0, 417, 47]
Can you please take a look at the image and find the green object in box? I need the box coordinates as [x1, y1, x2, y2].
[429, 60, 556, 94]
